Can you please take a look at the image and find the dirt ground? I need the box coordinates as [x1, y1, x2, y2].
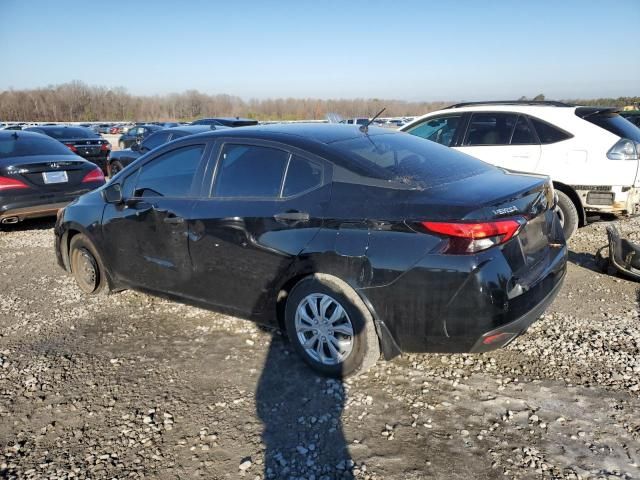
[0, 214, 639, 480]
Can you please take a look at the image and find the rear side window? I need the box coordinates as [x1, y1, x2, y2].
[214, 144, 289, 198]
[0, 133, 75, 159]
[283, 156, 323, 196]
[582, 112, 640, 142]
[406, 115, 462, 147]
[134, 145, 204, 198]
[463, 113, 517, 146]
[511, 116, 536, 145]
[529, 117, 572, 144]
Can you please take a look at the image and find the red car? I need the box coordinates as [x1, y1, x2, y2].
[109, 125, 123, 134]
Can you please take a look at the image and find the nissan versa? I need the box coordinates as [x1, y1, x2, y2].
[54, 124, 567, 377]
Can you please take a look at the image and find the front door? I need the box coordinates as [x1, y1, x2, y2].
[101, 143, 208, 294]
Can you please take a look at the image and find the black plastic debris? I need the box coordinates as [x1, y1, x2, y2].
[596, 224, 640, 281]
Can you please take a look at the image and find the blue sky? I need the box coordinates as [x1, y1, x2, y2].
[1, 0, 638, 101]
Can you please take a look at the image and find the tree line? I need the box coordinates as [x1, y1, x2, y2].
[0, 81, 638, 122]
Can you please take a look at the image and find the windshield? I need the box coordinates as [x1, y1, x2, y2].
[0, 134, 75, 159]
[584, 113, 640, 142]
[331, 132, 493, 188]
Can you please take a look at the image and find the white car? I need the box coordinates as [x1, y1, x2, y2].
[400, 101, 640, 238]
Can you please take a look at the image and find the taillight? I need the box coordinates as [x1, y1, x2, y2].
[100, 142, 111, 151]
[0, 176, 30, 191]
[607, 138, 639, 160]
[421, 218, 524, 254]
[82, 168, 105, 183]
[64, 143, 78, 152]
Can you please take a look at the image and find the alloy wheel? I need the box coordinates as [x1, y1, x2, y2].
[294, 293, 354, 365]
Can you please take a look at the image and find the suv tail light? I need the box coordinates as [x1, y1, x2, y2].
[82, 168, 105, 183]
[0, 176, 30, 191]
[421, 218, 524, 254]
[607, 138, 639, 160]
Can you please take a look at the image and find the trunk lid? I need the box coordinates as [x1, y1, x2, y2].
[0, 155, 90, 189]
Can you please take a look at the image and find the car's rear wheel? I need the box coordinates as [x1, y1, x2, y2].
[69, 234, 110, 295]
[285, 274, 380, 377]
[109, 160, 124, 176]
[555, 190, 579, 240]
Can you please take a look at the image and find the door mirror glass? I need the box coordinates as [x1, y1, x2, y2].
[103, 183, 123, 204]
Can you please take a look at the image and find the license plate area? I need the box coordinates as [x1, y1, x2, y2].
[518, 213, 550, 265]
[42, 171, 68, 184]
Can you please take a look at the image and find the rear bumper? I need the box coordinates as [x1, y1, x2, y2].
[0, 185, 102, 222]
[577, 186, 640, 215]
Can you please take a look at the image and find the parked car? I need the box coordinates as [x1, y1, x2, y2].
[25, 126, 111, 174]
[109, 125, 125, 134]
[94, 124, 112, 134]
[0, 130, 105, 225]
[117, 124, 163, 149]
[55, 123, 566, 377]
[108, 125, 224, 175]
[401, 101, 640, 238]
[620, 110, 640, 128]
[190, 117, 258, 127]
[340, 118, 370, 126]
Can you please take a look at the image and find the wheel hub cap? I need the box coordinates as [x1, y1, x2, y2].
[294, 293, 354, 365]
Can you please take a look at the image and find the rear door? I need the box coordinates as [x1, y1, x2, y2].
[457, 112, 542, 173]
[101, 141, 210, 294]
[187, 140, 329, 316]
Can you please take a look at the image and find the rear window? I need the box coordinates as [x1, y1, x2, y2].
[582, 112, 640, 142]
[529, 117, 572, 144]
[35, 127, 98, 140]
[331, 133, 492, 188]
[0, 133, 75, 159]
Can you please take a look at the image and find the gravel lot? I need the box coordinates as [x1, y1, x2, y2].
[0, 215, 639, 480]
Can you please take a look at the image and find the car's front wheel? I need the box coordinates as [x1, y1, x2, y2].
[69, 234, 110, 295]
[555, 190, 579, 240]
[109, 160, 124, 176]
[285, 274, 380, 377]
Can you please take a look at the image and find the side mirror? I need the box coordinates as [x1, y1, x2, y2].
[103, 183, 123, 204]
[131, 143, 140, 152]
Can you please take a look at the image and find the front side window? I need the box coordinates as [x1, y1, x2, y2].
[283, 156, 323, 196]
[406, 115, 462, 147]
[133, 145, 204, 198]
[141, 131, 171, 151]
[464, 113, 517, 146]
[214, 144, 289, 198]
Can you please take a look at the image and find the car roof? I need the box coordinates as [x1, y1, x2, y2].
[196, 117, 255, 122]
[0, 130, 50, 140]
[185, 122, 397, 145]
[167, 125, 223, 134]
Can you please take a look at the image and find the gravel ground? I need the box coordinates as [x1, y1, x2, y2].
[0, 216, 639, 480]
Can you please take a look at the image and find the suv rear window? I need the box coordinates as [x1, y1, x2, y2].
[581, 112, 640, 142]
[332, 133, 492, 188]
[529, 117, 572, 144]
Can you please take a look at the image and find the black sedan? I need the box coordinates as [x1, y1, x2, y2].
[0, 131, 105, 225]
[108, 125, 225, 175]
[25, 126, 111, 174]
[54, 124, 566, 377]
[117, 124, 163, 149]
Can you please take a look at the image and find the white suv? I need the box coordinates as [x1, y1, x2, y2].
[400, 101, 640, 238]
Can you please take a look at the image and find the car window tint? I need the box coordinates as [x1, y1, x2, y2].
[581, 112, 640, 143]
[0, 133, 75, 159]
[142, 131, 171, 150]
[406, 115, 462, 146]
[134, 145, 204, 198]
[283, 156, 323, 196]
[510, 116, 536, 145]
[464, 113, 517, 146]
[121, 169, 139, 198]
[214, 144, 289, 198]
[529, 117, 572, 144]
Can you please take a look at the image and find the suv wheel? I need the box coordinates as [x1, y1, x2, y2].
[285, 274, 380, 377]
[555, 190, 579, 240]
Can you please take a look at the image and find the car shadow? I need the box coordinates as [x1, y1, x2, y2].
[0, 217, 56, 232]
[256, 331, 354, 479]
[567, 250, 603, 273]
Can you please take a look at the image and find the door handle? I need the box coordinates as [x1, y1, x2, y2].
[163, 215, 185, 224]
[274, 211, 310, 222]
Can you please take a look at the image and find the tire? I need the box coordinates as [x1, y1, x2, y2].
[69, 234, 110, 295]
[285, 274, 380, 378]
[109, 160, 124, 176]
[555, 190, 579, 240]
